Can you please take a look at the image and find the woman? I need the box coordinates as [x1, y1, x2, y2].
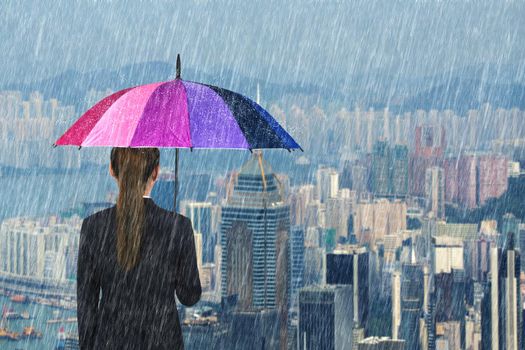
[77, 147, 201, 350]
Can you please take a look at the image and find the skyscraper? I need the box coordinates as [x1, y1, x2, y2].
[290, 226, 305, 308]
[220, 151, 290, 348]
[424, 167, 445, 219]
[326, 245, 369, 331]
[371, 141, 391, 196]
[391, 145, 409, 197]
[298, 285, 354, 350]
[399, 260, 424, 350]
[501, 213, 520, 249]
[181, 201, 214, 263]
[481, 234, 522, 350]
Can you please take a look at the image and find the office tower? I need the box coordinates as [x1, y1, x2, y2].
[432, 236, 464, 274]
[354, 199, 407, 247]
[220, 151, 290, 348]
[290, 226, 305, 308]
[433, 270, 466, 349]
[181, 201, 214, 263]
[325, 190, 354, 242]
[399, 259, 424, 350]
[501, 213, 520, 249]
[425, 167, 445, 219]
[474, 237, 492, 283]
[391, 145, 409, 197]
[357, 337, 405, 350]
[316, 167, 339, 203]
[481, 235, 522, 350]
[392, 270, 401, 340]
[371, 141, 391, 196]
[519, 224, 525, 274]
[298, 285, 354, 350]
[227, 309, 280, 350]
[370, 142, 410, 197]
[326, 245, 369, 330]
[504, 234, 520, 350]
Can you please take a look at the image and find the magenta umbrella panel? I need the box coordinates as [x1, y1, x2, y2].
[53, 79, 301, 151]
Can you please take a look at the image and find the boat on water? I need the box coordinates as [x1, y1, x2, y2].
[4, 310, 30, 320]
[20, 326, 43, 339]
[0, 327, 20, 341]
[47, 316, 77, 324]
[10, 295, 28, 303]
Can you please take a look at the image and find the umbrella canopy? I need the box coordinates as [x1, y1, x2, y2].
[53, 61, 301, 151]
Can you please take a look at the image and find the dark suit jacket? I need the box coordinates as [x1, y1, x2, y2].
[77, 197, 202, 350]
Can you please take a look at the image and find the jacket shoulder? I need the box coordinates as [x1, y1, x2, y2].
[153, 205, 190, 227]
[83, 206, 114, 224]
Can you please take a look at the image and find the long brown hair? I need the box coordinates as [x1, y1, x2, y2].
[110, 147, 160, 271]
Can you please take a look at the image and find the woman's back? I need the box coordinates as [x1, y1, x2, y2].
[77, 197, 202, 350]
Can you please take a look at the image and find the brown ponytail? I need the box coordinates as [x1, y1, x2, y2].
[110, 147, 160, 272]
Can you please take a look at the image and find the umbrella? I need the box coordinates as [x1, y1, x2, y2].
[52, 54, 302, 210]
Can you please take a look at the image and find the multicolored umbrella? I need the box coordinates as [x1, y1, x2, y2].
[53, 58, 301, 151]
[53, 55, 302, 209]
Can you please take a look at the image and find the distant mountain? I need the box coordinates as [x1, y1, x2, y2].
[2, 61, 524, 114]
[1, 61, 338, 109]
[395, 78, 525, 114]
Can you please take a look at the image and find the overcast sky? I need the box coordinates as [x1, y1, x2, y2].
[2, 0, 524, 85]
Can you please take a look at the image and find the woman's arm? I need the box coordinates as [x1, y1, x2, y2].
[174, 216, 202, 306]
[77, 217, 100, 350]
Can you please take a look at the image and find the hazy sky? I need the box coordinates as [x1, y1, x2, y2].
[2, 0, 524, 85]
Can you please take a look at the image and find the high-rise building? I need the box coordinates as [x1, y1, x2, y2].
[354, 199, 407, 247]
[0, 217, 79, 281]
[501, 213, 520, 249]
[457, 154, 478, 209]
[392, 145, 409, 197]
[298, 285, 354, 350]
[444, 158, 459, 203]
[477, 154, 508, 206]
[370, 142, 409, 198]
[392, 270, 401, 340]
[409, 125, 445, 196]
[481, 235, 522, 350]
[326, 245, 369, 331]
[220, 151, 290, 348]
[415, 125, 445, 158]
[371, 141, 391, 196]
[290, 226, 305, 308]
[432, 236, 464, 274]
[316, 167, 339, 203]
[399, 260, 424, 350]
[425, 167, 445, 219]
[181, 201, 214, 263]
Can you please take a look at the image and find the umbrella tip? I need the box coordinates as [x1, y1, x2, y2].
[78, 146, 82, 150]
[52, 143, 57, 148]
[176, 54, 181, 79]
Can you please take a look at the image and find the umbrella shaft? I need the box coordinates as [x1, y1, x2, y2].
[174, 148, 179, 212]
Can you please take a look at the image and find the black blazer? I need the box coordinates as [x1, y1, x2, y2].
[77, 197, 201, 350]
